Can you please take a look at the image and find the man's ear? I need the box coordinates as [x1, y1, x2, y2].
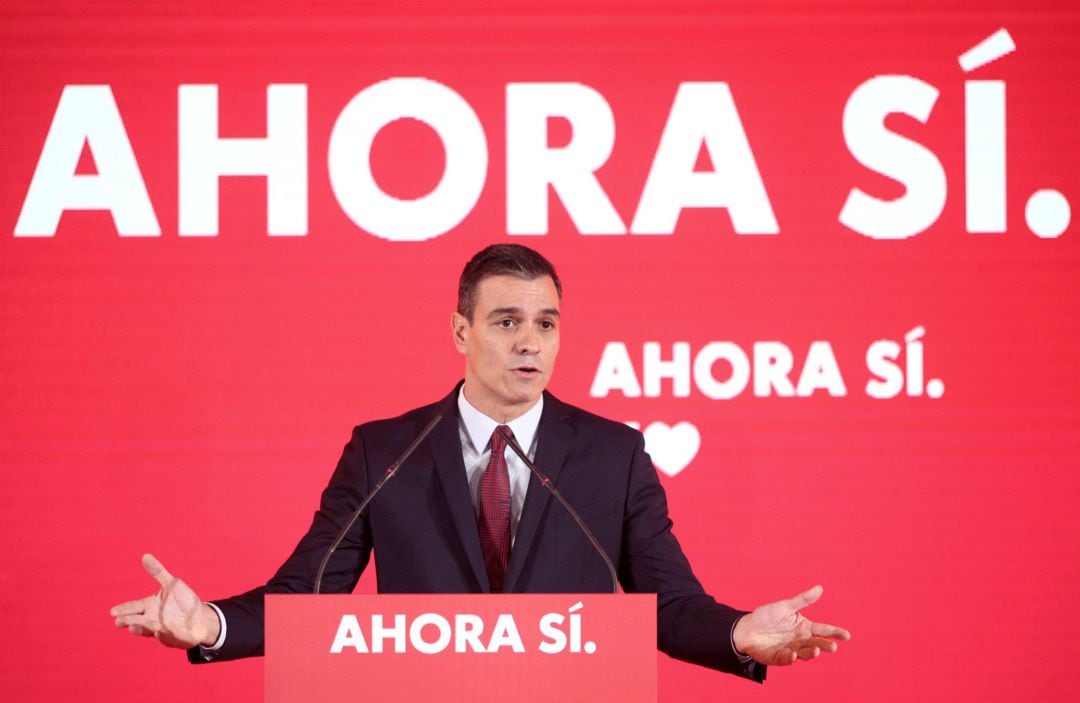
[451, 312, 469, 353]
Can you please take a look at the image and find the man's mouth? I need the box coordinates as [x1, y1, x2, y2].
[512, 365, 541, 377]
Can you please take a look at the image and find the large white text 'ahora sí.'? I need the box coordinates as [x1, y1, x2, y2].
[13, 32, 1069, 241]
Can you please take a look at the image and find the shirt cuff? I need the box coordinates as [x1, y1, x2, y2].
[730, 614, 749, 659]
[199, 602, 227, 654]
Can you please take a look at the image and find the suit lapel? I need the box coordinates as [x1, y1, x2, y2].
[504, 392, 574, 592]
[426, 387, 490, 592]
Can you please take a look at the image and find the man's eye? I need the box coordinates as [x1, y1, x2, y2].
[540, 320, 555, 330]
[498, 319, 515, 328]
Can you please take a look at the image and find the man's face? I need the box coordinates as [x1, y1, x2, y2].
[452, 274, 560, 422]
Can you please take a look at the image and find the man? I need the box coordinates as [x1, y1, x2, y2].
[112, 244, 850, 680]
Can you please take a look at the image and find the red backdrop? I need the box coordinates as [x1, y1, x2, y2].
[2, 2, 1078, 701]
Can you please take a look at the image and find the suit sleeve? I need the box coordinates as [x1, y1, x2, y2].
[617, 432, 766, 682]
[188, 426, 374, 663]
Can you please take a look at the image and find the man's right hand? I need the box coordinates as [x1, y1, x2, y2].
[110, 553, 221, 649]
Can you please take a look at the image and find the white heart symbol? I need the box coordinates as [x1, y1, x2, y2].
[643, 422, 701, 477]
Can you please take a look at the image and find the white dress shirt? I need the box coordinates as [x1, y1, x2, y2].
[456, 387, 541, 546]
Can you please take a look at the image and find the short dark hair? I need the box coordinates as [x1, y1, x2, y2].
[457, 244, 562, 321]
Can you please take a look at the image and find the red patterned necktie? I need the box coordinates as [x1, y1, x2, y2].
[478, 425, 512, 592]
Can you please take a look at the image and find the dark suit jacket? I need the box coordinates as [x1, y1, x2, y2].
[195, 385, 764, 681]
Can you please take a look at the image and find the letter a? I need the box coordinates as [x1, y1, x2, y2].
[15, 85, 160, 236]
[631, 83, 778, 235]
[330, 614, 369, 653]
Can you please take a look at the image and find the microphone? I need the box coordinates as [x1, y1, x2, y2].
[497, 427, 619, 595]
[313, 413, 443, 594]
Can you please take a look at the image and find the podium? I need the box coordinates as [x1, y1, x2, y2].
[266, 593, 657, 702]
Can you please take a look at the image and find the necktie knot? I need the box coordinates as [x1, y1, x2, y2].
[490, 425, 511, 455]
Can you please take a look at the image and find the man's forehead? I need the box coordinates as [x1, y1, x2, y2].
[474, 274, 560, 306]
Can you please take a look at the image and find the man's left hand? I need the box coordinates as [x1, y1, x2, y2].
[732, 585, 851, 666]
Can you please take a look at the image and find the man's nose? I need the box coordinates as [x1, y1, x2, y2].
[515, 325, 540, 354]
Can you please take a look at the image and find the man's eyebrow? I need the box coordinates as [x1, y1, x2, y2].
[486, 306, 560, 318]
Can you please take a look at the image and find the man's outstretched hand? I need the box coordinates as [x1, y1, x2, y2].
[732, 585, 851, 666]
[110, 554, 220, 649]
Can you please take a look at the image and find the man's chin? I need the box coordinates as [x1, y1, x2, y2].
[504, 377, 546, 403]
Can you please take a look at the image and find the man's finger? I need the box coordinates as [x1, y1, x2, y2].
[115, 613, 153, 629]
[785, 584, 824, 611]
[805, 636, 839, 653]
[128, 625, 152, 637]
[810, 621, 851, 640]
[110, 597, 152, 618]
[142, 553, 174, 587]
[795, 645, 821, 661]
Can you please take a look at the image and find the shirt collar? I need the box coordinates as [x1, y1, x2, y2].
[457, 388, 543, 453]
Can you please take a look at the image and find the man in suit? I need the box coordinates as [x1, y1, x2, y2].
[112, 244, 850, 681]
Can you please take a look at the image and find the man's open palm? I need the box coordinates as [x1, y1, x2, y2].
[733, 585, 851, 666]
[110, 554, 216, 649]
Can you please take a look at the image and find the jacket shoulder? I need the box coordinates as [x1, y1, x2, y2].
[350, 388, 456, 438]
[546, 394, 644, 446]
